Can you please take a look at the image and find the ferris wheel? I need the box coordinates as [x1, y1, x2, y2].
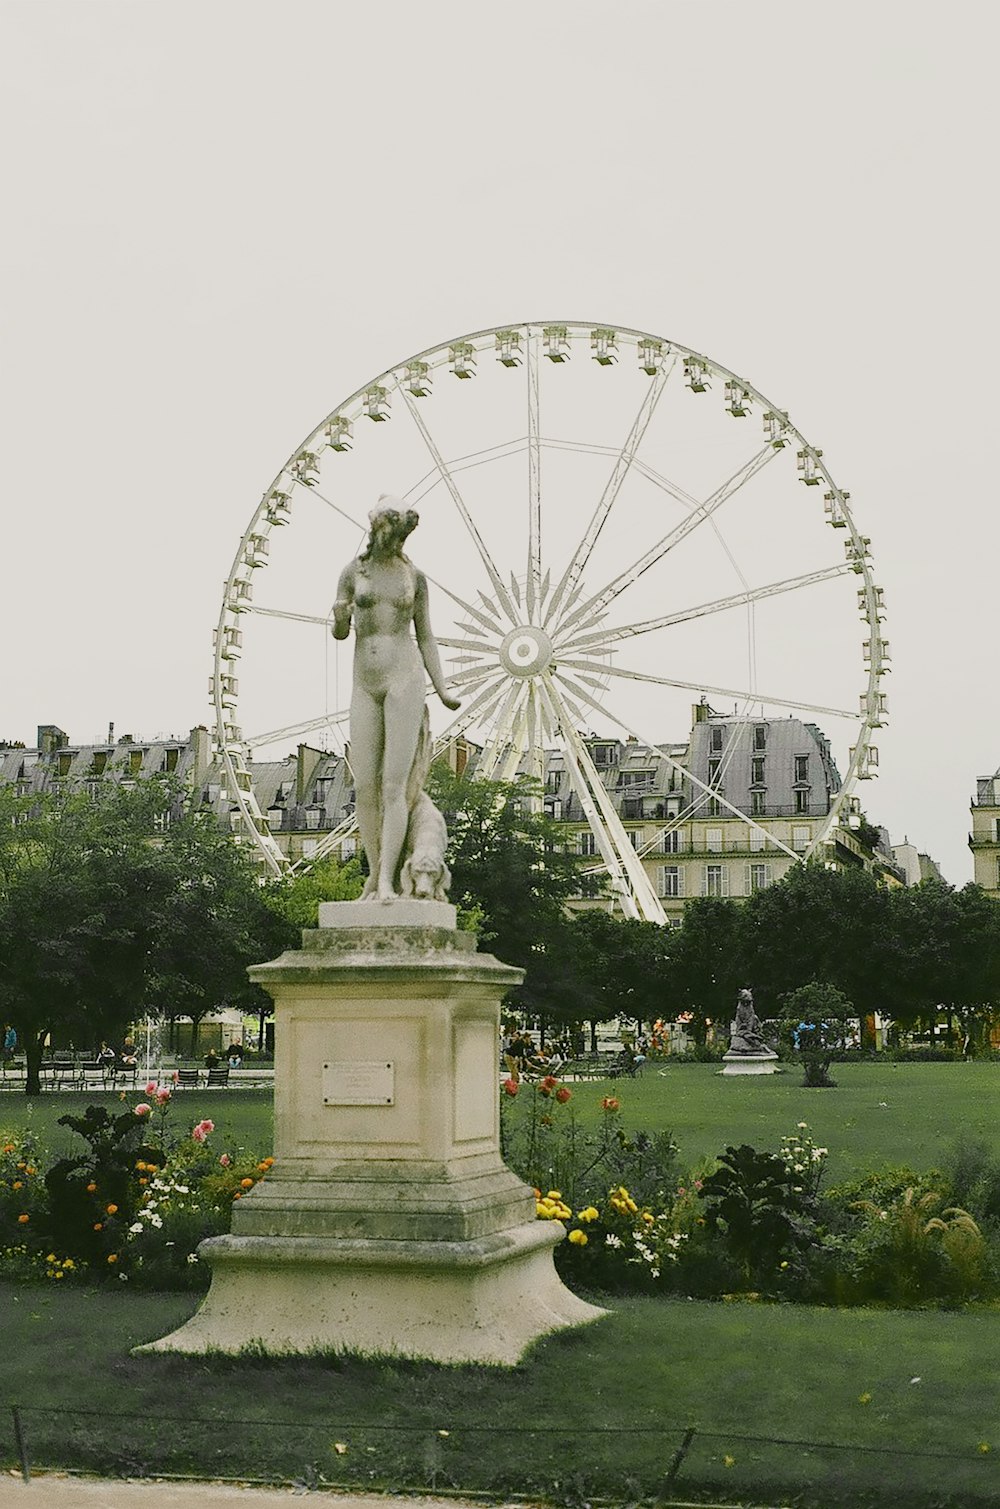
[211, 321, 888, 922]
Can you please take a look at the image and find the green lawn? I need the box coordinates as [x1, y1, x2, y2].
[3, 1282, 999, 1506]
[5, 1063, 1000, 1182]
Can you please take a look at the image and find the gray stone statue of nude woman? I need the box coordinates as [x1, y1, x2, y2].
[332, 498, 460, 903]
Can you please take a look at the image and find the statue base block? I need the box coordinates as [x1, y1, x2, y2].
[721, 1049, 781, 1076]
[136, 1222, 599, 1365]
[137, 904, 604, 1365]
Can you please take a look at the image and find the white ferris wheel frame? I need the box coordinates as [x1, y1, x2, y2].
[211, 321, 889, 922]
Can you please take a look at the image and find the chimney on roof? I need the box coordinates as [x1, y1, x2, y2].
[107, 721, 114, 745]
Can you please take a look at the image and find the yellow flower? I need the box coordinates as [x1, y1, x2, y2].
[858, 1392, 872, 1405]
[978, 1442, 992, 1454]
[567, 1229, 588, 1246]
[54, 1271, 64, 1280]
[12, 1181, 22, 1190]
[546, 1190, 563, 1201]
[641, 1211, 654, 1225]
[723, 1455, 735, 1468]
[46, 1253, 56, 1263]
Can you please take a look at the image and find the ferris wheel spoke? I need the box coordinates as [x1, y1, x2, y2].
[303, 485, 369, 537]
[247, 605, 334, 628]
[554, 443, 780, 639]
[447, 661, 508, 689]
[289, 812, 359, 873]
[437, 635, 500, 655]
[433, 671, 509, 748]
[558, 657, 861, 722]
[405, 436, 528, 508]
[526, 332, 541, 622]
[540, 676, 665, 922]
[476, 682, 530, 782]
[550, 670, 800, 864]
[400, 387, 520, 626]
[556, 564, 854, 656]
[245, 708, 350, 753]
[544, 361, 673, 630]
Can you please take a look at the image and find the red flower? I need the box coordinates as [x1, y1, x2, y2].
[555, 1086, 571, 1104]
[540, 1075, 558, 1091]
[601, 1096, 620, 1112]
[502, 1078, 519, 1097]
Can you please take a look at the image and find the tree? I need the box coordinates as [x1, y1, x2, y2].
[740, 862, 891, 1038]
[264, 853, 365, 929]
[427, 765, 585, 1018]
[780, 981, 855, 1087]
[668, 897, 745, 1045]
[143, 807, 295, 1054]
[0, 782, 292, 1092]
[0, 782, 175, 1093]
[886, 881, 1000, 1050]
[563, 911, 672, 1048]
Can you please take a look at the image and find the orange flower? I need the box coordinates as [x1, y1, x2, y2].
[107, 1253, 118, 1264]
[240, 1178, 254, 1189]
[601, 1096, 620, 1112]
[555, 1087, 571, 1104]
[105, 1204, 118, 1215]
[86, 1182, 97, 1194]
[12, 1180, 23, 1190]
[17, 1214, 29, 1224]
[138, 1178, 148, 1186]
[93, 1222, 103, 1231]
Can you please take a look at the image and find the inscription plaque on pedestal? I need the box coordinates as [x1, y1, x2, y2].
[323, 1060, 395, 1106]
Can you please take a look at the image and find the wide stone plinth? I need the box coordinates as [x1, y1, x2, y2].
[721, 1049, 780, 1076]
[139, 901, 603, 1363]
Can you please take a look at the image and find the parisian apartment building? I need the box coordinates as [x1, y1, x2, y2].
[1, 706, 936, 922]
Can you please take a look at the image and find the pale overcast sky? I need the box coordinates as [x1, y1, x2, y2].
[1, 0, 996, 885]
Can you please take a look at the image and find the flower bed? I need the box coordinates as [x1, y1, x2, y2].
[1, 1080, 272, 1289]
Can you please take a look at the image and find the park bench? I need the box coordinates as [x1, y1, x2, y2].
[175, 1068, 200, 1088]
[206, 1067, 230, 1089]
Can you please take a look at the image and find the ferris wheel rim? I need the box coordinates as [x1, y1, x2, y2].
[212, 319, 888, 897]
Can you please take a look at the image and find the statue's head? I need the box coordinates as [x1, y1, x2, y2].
[365, 495, 419, 556]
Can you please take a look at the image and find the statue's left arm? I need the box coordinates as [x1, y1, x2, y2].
[414, 571, 460, 710]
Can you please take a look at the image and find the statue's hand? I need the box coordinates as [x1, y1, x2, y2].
[440, 694, 461, 711]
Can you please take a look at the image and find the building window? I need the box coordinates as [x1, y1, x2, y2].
[707, 798, 721, 817]
[703, 864, 728, 897]
[751, 756, 766, 786]
[753, 724, 767, 751]
[666, 796, 682, 818]
[747, 862, 772, 894]
[129, 750, 144, 775]
[301, 838, 318, 858]
[578, 831, 597, 857]
[592, 744, 618, 768]
[659, 865, 682, 898]
[750, 790, 766, 817]
[341, 837, 357, 859]
[792, 826, 810, 852]
[750, 827, 767, 852]
[660, 829, 682, 854]
[706, 828, 723, 853]
[794, 788, 811, 814]
[710, 726, 724, 752]
[708, 758, 722, 787]
[794, 754, 809, 783]
[628, 829, 643, 849]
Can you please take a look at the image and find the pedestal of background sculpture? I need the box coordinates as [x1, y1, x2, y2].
[721, 1049, 780, 1076]
[140, 901, 603, 1363]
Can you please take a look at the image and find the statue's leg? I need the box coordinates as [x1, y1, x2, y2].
[350, 687, 384, 897]
[377, 678, 426, 901]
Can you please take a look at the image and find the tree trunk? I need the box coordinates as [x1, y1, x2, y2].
[24, 1029, 46, 1096]
[589, 1019, 598, 1053]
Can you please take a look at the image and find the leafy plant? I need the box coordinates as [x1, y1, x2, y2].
[697, 1143, 818, 1287]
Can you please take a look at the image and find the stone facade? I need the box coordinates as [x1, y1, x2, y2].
[970, 771, 1000, 900]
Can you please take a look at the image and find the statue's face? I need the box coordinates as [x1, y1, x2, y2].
[369, 504, 419, 552]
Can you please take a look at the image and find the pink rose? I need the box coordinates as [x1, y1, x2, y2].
[198, 1119, 215, 1135]
[155, 1088, 171, 1105]
[145, 1082, 157, 1096]
[191, 1125, 206, 1143]
[134, 1103, 152, 1117]
[502, 1078, 519, 1097]
[218, 1153, 231, 1167]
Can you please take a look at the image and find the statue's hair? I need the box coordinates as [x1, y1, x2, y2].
[360, 494, 417, 562]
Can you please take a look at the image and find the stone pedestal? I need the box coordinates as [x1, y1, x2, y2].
[721, 1048, 780, 1076]
[139, 901, 603, 1364]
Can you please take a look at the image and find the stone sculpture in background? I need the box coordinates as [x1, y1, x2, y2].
[332, 498, 459, 902]
[722, 986, 780, 1076]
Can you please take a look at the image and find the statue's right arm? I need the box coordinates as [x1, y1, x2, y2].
[331, 562, 355, 640]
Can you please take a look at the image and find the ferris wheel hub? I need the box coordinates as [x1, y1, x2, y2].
[499, 625, 553, 679]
